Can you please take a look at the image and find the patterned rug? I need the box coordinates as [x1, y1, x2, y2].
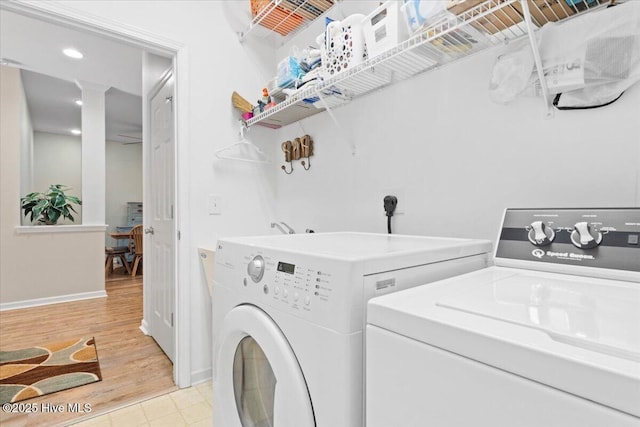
[0, 337, 102, 404]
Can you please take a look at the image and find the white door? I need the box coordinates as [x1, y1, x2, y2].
[147, 73, 175, 362]
[214, 305, 315, 427]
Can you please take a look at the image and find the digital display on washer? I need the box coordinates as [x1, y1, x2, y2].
[277, 261, 295, 274]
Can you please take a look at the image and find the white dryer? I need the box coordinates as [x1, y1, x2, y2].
[367, 208, 640, 427]
[211, 232, 491, 427]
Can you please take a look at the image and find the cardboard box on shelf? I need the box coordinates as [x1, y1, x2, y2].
[424, 15, 489, 56]
[511, 0, 578, 26]
[305, 0, 335, 13]
[251, 0, 304, 35]
[278, 0, 334, 21]
[447, 0, 524, 34]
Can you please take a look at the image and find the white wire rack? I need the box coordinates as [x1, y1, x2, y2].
[240, 0, 336, 41]
[246, 0, 610, 128]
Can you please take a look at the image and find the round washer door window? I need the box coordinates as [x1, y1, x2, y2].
[215, 305, 315, 427]
[233, 336, 276, 426]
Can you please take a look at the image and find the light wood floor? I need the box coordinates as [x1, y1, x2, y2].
[0, 273, 175, 427]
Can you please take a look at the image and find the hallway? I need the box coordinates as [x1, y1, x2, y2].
[0, 276, 175, 426]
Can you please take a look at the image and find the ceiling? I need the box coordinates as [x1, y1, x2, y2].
[0, 9, 146, 143]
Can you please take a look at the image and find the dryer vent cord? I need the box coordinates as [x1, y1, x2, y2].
[384, 196, 398, 234]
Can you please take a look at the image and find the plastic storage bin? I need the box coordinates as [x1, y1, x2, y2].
[317, 14, 367, 78]
[277, 56, 303, 88]
[400, 0, 448, 34]
[362, 1, 409, 58]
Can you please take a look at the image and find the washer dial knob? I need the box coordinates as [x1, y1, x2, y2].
[528, 221, 555, 246]
[247, 255, 265, 283]
[571, 222, 603, 249]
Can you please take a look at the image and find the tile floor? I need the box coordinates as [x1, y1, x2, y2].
[72, 382, 212, 427]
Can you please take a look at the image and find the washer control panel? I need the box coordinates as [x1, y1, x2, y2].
[496, 208, 640, 272]
[237, 251, 342, 320]
[214, 239, 364, 331]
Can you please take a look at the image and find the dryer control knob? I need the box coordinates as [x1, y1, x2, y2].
[527, 221, 555, 246]
[571, 222, 602, 249]
[247, 255, 265, 283]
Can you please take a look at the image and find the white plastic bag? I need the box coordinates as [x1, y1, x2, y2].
[489, 1, 640, 107]
[489, 39, 534, 104]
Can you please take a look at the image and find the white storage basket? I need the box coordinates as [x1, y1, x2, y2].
[317, 14, 366, 79]
[363, 1, 409, 59]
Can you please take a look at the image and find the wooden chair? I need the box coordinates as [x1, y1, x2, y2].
[105, 246, 131, 277]
[129, 224, 144, 277]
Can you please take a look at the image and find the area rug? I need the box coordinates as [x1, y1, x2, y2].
[0, 337, 102, 404]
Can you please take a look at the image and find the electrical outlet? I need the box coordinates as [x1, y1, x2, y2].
[208, 195, 222, 215]
[380, 188, 405, 215]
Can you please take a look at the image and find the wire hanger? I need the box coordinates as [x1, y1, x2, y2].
[215, 123, 268, 164]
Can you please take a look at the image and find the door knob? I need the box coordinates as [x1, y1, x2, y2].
[144, 226, 155, 235]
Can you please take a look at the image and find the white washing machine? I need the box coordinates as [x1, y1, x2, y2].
[211, 232, 492, 427]
[367, 208, 640, 427]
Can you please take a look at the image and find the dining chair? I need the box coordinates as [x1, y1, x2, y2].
[105, 245, 131, 277]
[129, 224, 144, 277]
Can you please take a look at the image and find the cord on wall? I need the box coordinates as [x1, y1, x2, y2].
[383, 195, 397, 234]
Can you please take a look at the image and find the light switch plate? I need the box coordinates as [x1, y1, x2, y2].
[208, 195, 222, 215]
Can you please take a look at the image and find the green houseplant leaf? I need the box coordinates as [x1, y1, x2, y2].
[20, 185, 82, 225]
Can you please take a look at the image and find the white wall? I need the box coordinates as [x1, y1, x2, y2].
[271, 32, 640, 241]
[19, 74, 34, 205]
[32, 131, 83, 224]
[106, 141, 142, 244]
[142, 52, 171, 92]
[3, 48, 143, 306]
[1, 66, 105, 306]
[29, 132, 141, 236]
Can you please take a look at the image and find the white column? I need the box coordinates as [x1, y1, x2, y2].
[76, 81, 109, 225]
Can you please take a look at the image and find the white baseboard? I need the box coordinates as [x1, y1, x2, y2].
[139, 319, 150, 335]
[191, 367, 212, 386]
[0, 290, 107, 311]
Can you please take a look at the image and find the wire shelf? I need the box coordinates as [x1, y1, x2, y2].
[241, 0, 336, 40]
[246, 0, 609, 128]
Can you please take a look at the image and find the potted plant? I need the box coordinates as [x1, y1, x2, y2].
[20, 184, 82, 225]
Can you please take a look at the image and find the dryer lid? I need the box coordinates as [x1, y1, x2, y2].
[220, 232, 491, 268]
[366, 267, 640, 418]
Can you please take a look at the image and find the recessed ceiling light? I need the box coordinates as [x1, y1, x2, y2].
[63, 48, 83, 59]
[75, 99, 83, 106]
[70, 129, 82, 135]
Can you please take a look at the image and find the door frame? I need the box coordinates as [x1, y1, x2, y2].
[2, 1, 191, 388]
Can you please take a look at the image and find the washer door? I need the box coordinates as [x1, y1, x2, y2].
[215, 305, 315, 427]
